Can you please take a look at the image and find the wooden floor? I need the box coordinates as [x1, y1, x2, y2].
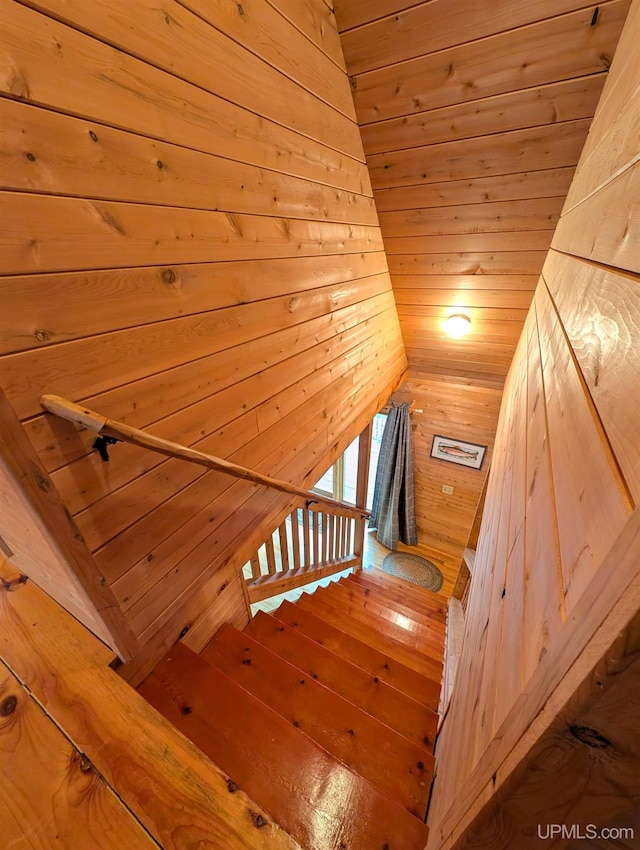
[249, 530, 390, 616]
[139, 569, 445, 850]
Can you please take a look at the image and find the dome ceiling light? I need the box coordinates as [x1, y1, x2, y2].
[444, 313, 472, 338]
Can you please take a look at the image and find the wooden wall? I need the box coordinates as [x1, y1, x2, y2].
[0, 0, 406, 670]
[429, 2, 640, 845]
[333, 0, 629, 383]
[387, 377, 501, 595]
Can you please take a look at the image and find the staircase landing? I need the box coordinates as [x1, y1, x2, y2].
[139, 568, 446, 850]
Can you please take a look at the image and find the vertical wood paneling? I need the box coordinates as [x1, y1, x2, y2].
[428, 5, 640, 845]
[0, 0, 406, 669]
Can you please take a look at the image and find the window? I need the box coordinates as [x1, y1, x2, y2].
[312, 413, 388, 507]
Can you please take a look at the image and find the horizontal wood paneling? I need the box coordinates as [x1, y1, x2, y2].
[338, 1, 626, 76]
[335, 0, 628, 381]
[0, 0, 406, 668]
[384, 378, 501, 594]
[0, 99, 375, 222]
[0, 0, 369, 193]
[428, 6, 640, 845]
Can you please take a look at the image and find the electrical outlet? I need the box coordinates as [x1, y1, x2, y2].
[442, 484, 454, 495]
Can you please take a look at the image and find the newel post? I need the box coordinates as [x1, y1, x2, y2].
[353, 422, 372, 571]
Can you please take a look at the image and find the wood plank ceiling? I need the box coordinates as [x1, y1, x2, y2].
[333, 0, 631, 385]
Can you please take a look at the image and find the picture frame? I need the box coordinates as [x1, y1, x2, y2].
[430, 434, 487, 470]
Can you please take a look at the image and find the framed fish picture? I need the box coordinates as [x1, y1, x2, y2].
[430, 435, 487, 470]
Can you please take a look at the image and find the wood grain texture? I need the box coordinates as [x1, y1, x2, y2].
[0, 0, 406, 669]
[0, 662, 159, 850]
[0, 558, 303, 849]
[334, 0, 628, 381]
[427, 6, 640, 844]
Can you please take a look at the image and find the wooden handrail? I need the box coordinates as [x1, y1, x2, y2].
[40, 395, 369, 520]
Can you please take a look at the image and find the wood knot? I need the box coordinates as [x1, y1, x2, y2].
[34, 328, 52, 342]
[178, 625, 189, 639]
[79, 755, 92, 773]
[250, 811, 267, 829]
[161, 267, 177, 284]
[181, 705, 192, 716]
[156, 159, 164, 169]
[569, 725, 612, 749]
[242, 658, 251, 666]
[89, 130, 99, 142]
[35, 473, 51, 492]
[25, 152, 36, 162]
[218, 581, 227, 594]
[0, 695, 17, 716]
[226, 779, 239, 793]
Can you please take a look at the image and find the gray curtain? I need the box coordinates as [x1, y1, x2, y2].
[369, 403, 417, 550]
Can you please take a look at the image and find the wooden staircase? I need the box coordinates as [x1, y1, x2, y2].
[139, 569, 446, 850]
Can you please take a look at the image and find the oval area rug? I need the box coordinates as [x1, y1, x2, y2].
[382, 552, 444, 592]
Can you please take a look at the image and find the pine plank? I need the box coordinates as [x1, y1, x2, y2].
[202, 623, 434, 817]
[535, 285, 631, 613]
[543, 251, 640, 502]
[322, 581, 445, 656]
[387, 252, 547, 276]
[139, 642, 430, 850]
[296, 592, 443, 681]
[23, 290, 396, 474]
[521, 308, 564, 684]
[245, 610, 438, 750]
[0, 99, 375, 224]
[352, 570, 448, 621]
[374, 168, 576, 212]
[367, 121, 590, 190]
[339, 577, 446, 634]
[272, 0, 346, 71]
[0, 563, 301, 850]
[360, 74, 605, 155]
[379, 197, 561, 238]
[0, 1, 368, 194]
[0, 191, 383, 277]
[385, 231, 554, 255]
[247, 557, 360, 603]
[275, 600, 440, 709]
[0, 663, 159, 850]
[341, 0, 624, 77]
[8, 0, 360, 158]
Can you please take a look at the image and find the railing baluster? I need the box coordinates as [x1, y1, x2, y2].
[278, 522, 290, 573]
[302, 508, 311, 567]
[322, 513, 329, 563]
[290, 509, 301, 570]
[312, 511, 320, 566]
[265, 533, 277, 575]
[249, 553, 261, 579]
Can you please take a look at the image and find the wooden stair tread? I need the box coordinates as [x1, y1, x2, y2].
[296, 592, 443, 682]
[339, 577, 446, 636]
[202, 623, 433, 817]
[276, 600, 440, 710]
[246, 611, 438, 751]
[321, 582, 445, 658]
[139, 642, 429, 850]
[350, 571, 447, 623]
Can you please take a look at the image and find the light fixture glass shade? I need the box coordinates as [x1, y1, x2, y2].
[445, 313, 472, 338]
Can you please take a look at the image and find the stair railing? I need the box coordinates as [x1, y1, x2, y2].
[40, 395, 369, 521]
[243, 500, 364, 604]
